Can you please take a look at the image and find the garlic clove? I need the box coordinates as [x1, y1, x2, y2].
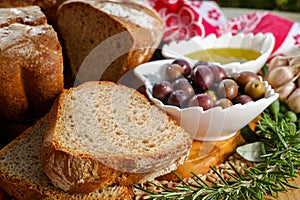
[297, 76, 300, 87]
[267, 65, 300, 88]
[275, 81, 296, 102]
[268, 56, 289, 73]
[286, 87, 300, 113]
[289, 56, 300, 66]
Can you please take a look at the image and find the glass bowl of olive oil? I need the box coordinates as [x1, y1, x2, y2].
[162, 32, 275, 73]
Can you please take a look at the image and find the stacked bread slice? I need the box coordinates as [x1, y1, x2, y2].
[41, 81, 192, 194]
[0, 114, 133, 199]
[0, 81, 192, 197]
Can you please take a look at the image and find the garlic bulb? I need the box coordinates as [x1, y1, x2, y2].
[286, 87, 300, 113]
[268, 56, 289, 73]
[266, 46, 300, 113]
[289, 56, 300, 66]
[267, 65, 300, 88]
[275, 81, 296, 102]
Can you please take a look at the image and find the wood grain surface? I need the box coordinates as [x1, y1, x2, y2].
[160, 131, 245, 180]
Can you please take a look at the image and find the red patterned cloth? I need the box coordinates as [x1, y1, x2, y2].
[145, 0, 300, 56]
[146, 0, 226, 41]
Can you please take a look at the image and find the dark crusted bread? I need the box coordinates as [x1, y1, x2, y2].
[0, 6, 64, 122]
[40, 81, 192, 194]
[0, 113, 133, 200]
[56, 0, 164, 84]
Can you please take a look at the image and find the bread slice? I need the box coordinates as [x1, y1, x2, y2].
[56, 0, 164, 84]
[40, 81, 192, 194]
[0, 114, 133, 200]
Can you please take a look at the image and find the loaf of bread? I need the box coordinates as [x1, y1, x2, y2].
[0, 113, 133, 200]
[0, 6, 64, 122]
[57, 0, 164, 84]
[40, 81, 192, 194]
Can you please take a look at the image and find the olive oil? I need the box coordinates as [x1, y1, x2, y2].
[186, 48, 261, 64]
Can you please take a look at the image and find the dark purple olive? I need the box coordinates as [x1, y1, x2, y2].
[193, 60, 209, 69]
[215, 98, 233, 109]
[165, 64, 184, 82]
[188, 94, 214, 110]
[217, 79, 239, 100]
[233, 94, 253, 105]
[191, 65, 214, 91]
[152, 81, 174, 102]
[172, 78, 195, 97]
[172, 59, 191, 77]
[235, 71, 259, 87]
[167, 90, 190, 108]
[207, 64, 227, 82]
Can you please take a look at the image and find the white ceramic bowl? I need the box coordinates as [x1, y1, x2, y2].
[161, 32, 275, 73]
[134, 59, 279, 141]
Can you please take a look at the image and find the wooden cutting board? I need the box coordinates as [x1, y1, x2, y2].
[160, 131, 245, 180]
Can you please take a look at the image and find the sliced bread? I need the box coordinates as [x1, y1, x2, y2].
[0, 114, 133, 200]
[40, 81, 192, 194]
[56, 0, 164, 84]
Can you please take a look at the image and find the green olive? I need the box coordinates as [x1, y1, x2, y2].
[285, 111, 297, 123]
[244, 80, 265, 100]
[280, 103, 288, 113]
[269, 99, 280, 115]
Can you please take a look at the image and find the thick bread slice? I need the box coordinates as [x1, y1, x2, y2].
[0, 113, 133, 200]
[41, 81, 192, 194]
[57, 0, 164, 83]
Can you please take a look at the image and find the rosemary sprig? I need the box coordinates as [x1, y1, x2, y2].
[135, 111, 300, 199]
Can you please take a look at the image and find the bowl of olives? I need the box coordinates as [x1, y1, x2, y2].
[161, 32, 275, 73]
[134, 59, 279, 141]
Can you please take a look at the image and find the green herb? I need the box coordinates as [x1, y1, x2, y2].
[135, 111, 300, 199]
[236, 142, 265, 162]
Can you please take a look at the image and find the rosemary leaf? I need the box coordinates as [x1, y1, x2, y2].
[135, 111, 300, 199]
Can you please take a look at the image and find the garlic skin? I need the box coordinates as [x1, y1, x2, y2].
[267, 66, 300, 88]
[287, 87, 300, 113]
[275, 81, 296, 102]
[289, 56, 300, 66]
[267, 45, 300, 113]
[268, 56, 289, 73]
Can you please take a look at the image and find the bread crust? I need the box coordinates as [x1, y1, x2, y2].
[57, 0, 164, 83]
[40, 81, 192, 194]
[0, 110, 134, 199]
[0, 0, 66, 25]
[0, 6, 64, 122]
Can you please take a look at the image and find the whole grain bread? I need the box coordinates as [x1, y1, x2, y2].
[56, 0, 164, 84]
[40, 81, 192, 194]
[0, 6, 64, 122]
[0, 113, 133, 200]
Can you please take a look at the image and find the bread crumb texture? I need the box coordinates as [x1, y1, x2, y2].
[55, 82, 192, 173]
[0, 116, 133, 199]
